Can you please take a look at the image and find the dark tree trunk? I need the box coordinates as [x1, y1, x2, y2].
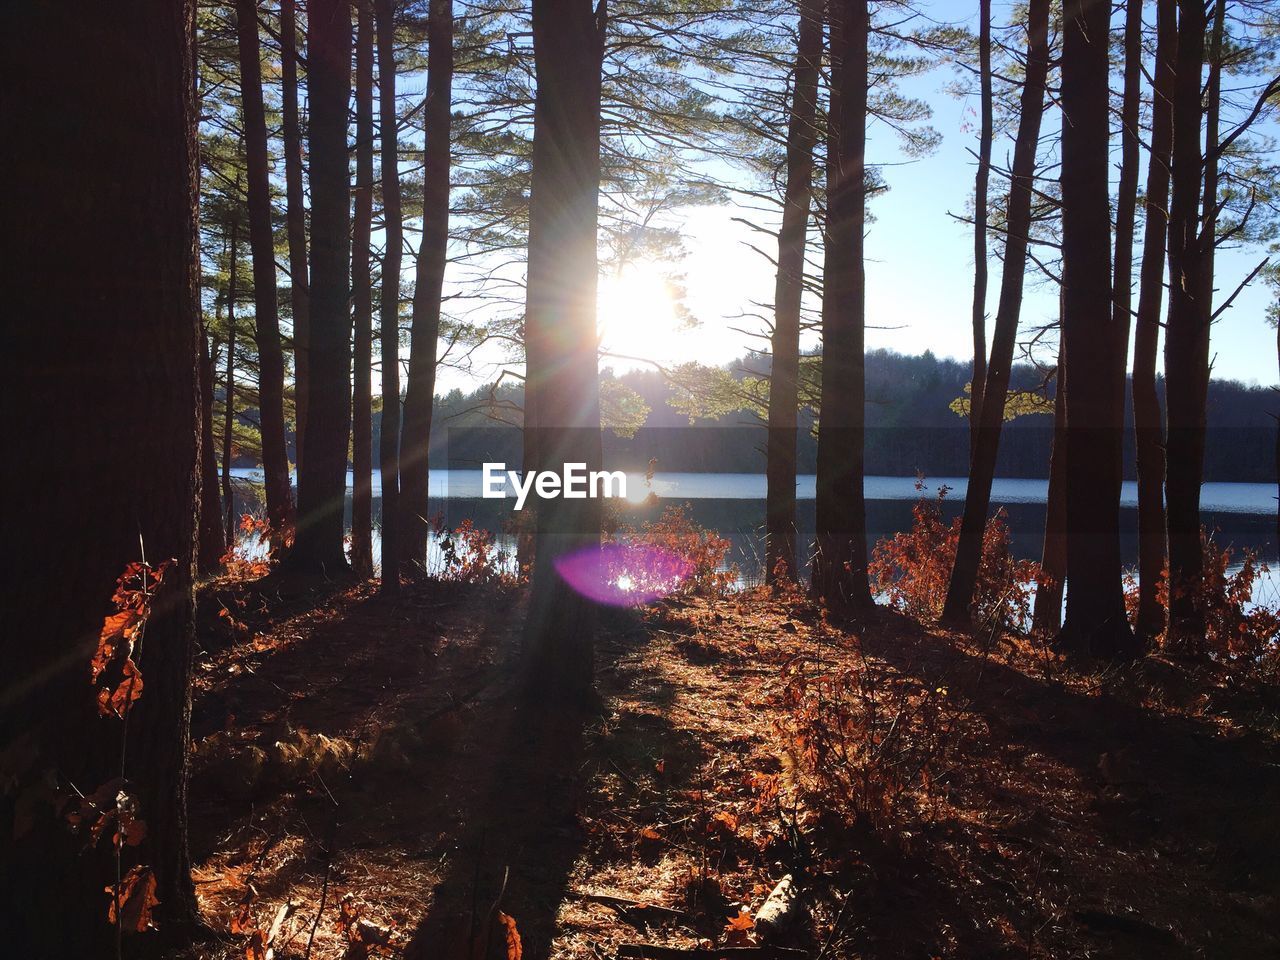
[223, 219, 241, 542]
[523, 0, 606, 704]
[200, 327, 228, 574]
[236, 0, 295, 546]
[352, 0, 375, 578]
[765, 0, 821, 586]
[812, 0, 873, 613]
[1133, 0, 1175, 640]
[1164, 0, 1212, 648]
[281, 0, 311, 469]
[941, 0, 1049, 624]
[1, 0, 201, 949]
[1057, 0, 1136, 656]
[1112, 0, 1142, 407]
[1033, 333, 1068, 634]
[400, 0, 455, 571]
[375, 0, 403, 591]
[291, 0, 353, 573]
[968, 0, 993, 455]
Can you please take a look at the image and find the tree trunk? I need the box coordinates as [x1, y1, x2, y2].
[236, 0, 295, 547]
[1164, 0, 1211, 648]
[1057, 0, 1136, 656]
[765, 0, 821, 586]
[223, 219, 241, 542]
[523, 0, 606, 705]
[352, 0, 375, 578]
[282, 0, 311, 470]
[812, 0, 874, 614]
[375, 0, 403, 591]
[291, 0, 353, 573]
[1133, 0, 1175, 641]
[400, 0, 455, 571]
[1112, 0, 1142, 408]
[941, 0, 1049, 624]
[200, 327, 228, 574]
[968, 0, 993, 457]
[1, 0, 200, 948]
[1033, 334, 1068, 634]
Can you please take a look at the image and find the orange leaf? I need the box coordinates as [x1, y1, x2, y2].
[726, 909, 754, 931]
[497, 912, 522, 960]
[105, 865, 159, 933]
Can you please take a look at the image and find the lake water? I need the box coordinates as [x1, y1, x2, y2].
[229, 468, 1280, 607]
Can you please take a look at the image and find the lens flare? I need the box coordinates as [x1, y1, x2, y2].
[554, 542, 692, 606]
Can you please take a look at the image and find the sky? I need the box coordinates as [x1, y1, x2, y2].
[433, 0, 1280, 394]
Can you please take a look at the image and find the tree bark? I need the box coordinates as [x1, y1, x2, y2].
[968, 0, 993, 456]
[1164, 0, 1211, 647]
[522, 0, 606, 704]
[1033, 333, 1068, 634]
[1133, 0, 1175, 641]
[1, 0, 200, 948]
[352, 0, 375, 578]
[1057, 0, 1136, 656]
[812, 0, 874, 613]
[281, 0, 311, 469]
[200, 327, 228, 574]
[236, 0, 295, 546]
[941, 0, 1049, 624]
[765, 0, 821, 585]
[376, 0, 404, 591]
[1112, 0, 1142, 408]
[291, 0, 353, 573]
[400, 0, 455, 571]
[223, 218, 241, 542]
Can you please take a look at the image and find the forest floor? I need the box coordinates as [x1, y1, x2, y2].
[176, 573, 1280, 960]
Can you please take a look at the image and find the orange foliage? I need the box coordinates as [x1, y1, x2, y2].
[1124, 528, 1279, 660]
[612, 504, 738, 597]
[868, 483, 1038, 631]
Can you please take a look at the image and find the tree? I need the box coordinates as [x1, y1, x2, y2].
[1, 0, 201, 948]
[522, 0, 607, 703]
[281, 0, 311, 469]
[200, 326, 229, 574]
[222, 219, 241, 541]
[291, 0, 353, 572]
[968, 0, 993, 456]
[236, 0, 295, 545]
[1033, 331, 1068, 634]
[352, 0, 377, 578]
[1132, 0, 1176, 641]
[764, 0, 821, 586]
[401, 0, 456, 570]
[376, 0, 404, 591]
[812, 0, 874, 613]
[941, 0, 1050, 624]
[1056, 0, 1135, 656]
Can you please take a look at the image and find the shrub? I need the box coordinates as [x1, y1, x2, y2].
[779, 648, 954, 840]
[1124, 528, 1279, 660]
[868, 483, 1038, 631]
[611, 504, 738, 597]
[430, 517, 517, 585]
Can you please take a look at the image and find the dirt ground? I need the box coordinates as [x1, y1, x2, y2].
[176, 574, 1280, 960]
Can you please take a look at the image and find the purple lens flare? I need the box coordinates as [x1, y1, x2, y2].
[554, 542, 692, 606]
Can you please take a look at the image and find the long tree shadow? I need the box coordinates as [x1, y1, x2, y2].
[856, 610, 1280, 957]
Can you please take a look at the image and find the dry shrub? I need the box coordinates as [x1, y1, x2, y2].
[869, 484, 1037, 631]
[430, 517, 517, 585]
[1125, 527, 1279, 662]
[779, 648, 954, 841]
[612, 504, 738, 597]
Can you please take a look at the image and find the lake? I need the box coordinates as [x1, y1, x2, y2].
[229, 469, 1280, 606]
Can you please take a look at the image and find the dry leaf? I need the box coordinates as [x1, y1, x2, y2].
[105, 865, 159, 932]
[497, 911, 522, 960]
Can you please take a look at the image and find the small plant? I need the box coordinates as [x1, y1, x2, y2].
[431, 517, 516, 585]
[611, 504, 737, 597]
[779, 646, 954, 841]
[868, 481, 1037, 631]
[1124, 528, 1279, 660]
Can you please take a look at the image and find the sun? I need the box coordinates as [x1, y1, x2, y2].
[596, 261, 686, 365]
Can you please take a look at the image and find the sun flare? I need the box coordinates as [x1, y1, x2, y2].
[596, 261, 687, 364]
